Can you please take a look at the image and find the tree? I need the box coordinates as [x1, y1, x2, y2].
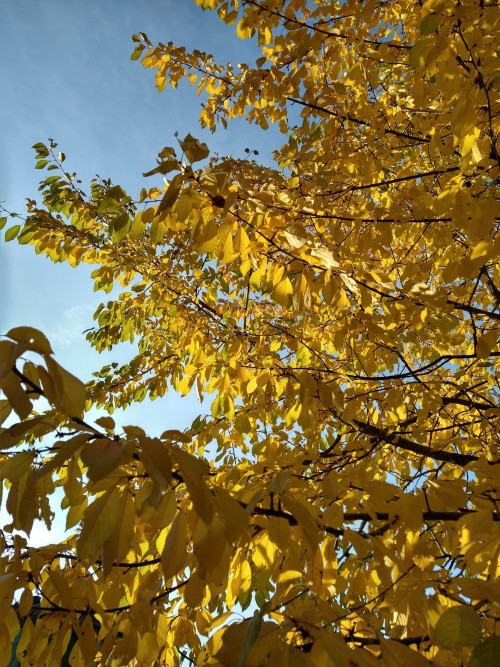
[1, 0, 499, 664]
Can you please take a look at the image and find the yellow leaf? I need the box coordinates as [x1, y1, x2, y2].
[45, 357, 87, 417]
[456, 578, 500, 603]
[379, 638, 433, 666]
[221, 227, 235, 263]
[194, 217, 219, 255]
[272, 276, 293, 307]
[6, 326, 53, 355]
[249, 259, 266, 290]
[46, 570, 75, 608]
[212, 486, 249, 542]
[76, 487, 121, 561]
[17, 588, 33, 617]
[312, 631, 378, 667]
[94, 416, 115, 431]
[235, 226, 250, 258]
[283, 229, 306, 249]
[476, 330, 498, 359]
[81, 438, 128, 482]
[0, 573, 18, 610]
[0, 608, 19, 664]
[193, 515, 228, 574]
[282, 493, 320, 548]
[178, 133, 209, 163]
[322, 502, 343, 528]
[67, 642, 88, 667]
[102, 491, 135, 573]
[34, 433, 87, 481]
[408, 37, 434, 67]
[184, 571, 208, 608]
[471, 239, 493, 261]
[75, 613, 97, 664]
[212, 619, 277, 667]
[161, 510, 188, 580]
[420, 12, 441, 36]
[236, 18, 253, 39]
[275, 569, 303, 583]
[0, 399, 11, 425]
[0, 451, 35, 482]
[6, 472, 37, 534]
[155, 173, 184, 219]
[0, 372, 32, 419]
[170, 445, 213, 524]
[310, 246, 339, 269]
[139, 437, 173, 488]
[461, 133, 484, 162]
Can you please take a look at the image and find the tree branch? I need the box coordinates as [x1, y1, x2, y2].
[353, 419, 484, 465]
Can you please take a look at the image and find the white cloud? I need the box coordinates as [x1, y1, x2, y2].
[46, 303, 95, 347]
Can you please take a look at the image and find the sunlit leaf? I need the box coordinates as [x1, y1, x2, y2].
[2, 1, 499, 665]
[6, 326, 53, 355]
[161, 510, 188, 580]
[178, 133, 209, 163]
[5, 225, 20, 241]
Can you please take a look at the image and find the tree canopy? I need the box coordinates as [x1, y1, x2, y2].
[1, 0, 499, 665]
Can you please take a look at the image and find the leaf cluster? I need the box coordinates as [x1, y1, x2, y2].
[1, 0, 499, 665]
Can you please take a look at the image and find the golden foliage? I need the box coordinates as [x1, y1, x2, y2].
[1, 0, 499, 665]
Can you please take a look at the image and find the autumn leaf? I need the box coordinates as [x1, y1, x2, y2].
[177, 133, 209, 164]
[0, 0, 499, 665]
[434, 606, 483, 649]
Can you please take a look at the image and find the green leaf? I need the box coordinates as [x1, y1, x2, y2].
[131, 44, 145, 61]
[237, 610, 263, 667]
[32, 142, 49, 157]
[5, 225, 20, 241]
[41, 175, 60, 186]
[107, 185, 125, 199]
[0, 217, 7, 231]
[468, 637, 500, 667]
[17, 230, 35, 245]
[434, 606, 482, 649]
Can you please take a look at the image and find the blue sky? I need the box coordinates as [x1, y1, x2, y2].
[1, 0, 282, 428]
[1, 0, 283, 542]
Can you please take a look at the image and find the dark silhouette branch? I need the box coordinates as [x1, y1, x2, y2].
[353, 419, 484, 465]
